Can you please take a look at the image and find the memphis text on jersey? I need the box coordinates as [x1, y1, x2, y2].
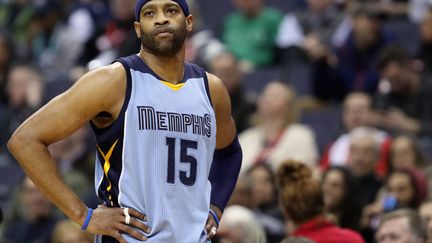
[137, 106, 212, 138]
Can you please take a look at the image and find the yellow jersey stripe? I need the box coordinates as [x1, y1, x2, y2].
[96, 139, 118, 199]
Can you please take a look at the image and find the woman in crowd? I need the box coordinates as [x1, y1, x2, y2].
[322, 166, 363, 231]
[276, 160, 364, 243]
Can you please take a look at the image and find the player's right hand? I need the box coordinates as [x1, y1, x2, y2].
[86, 205, 151, 242]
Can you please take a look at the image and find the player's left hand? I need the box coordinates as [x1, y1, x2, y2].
[205, 213, 218, 239]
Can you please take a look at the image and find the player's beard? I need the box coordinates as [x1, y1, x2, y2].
[140, 22, 187, 57]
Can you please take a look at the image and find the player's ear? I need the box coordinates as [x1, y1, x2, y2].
[185, 15, 193, 33]
[134, 21, 141, 38]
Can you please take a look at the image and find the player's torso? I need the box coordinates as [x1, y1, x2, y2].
[92, 54, 215, 243]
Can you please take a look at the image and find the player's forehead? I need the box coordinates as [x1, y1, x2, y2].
[142, 0, 180, 9]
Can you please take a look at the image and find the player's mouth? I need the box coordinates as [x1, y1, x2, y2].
[155, 27, 174, 37]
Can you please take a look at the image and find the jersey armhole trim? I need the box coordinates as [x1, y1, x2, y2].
[202, 70, 213, 108]
[90, 60, 133, 140]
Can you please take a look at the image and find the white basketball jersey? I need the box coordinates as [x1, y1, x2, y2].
[91, 54, 216, 243]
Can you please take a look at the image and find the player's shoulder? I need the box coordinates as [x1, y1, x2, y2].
[76, 62, 126, 90]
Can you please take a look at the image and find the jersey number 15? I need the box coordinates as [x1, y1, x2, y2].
[166, 137, 197, 186]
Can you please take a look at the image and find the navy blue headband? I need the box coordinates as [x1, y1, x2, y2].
[135, 0, 190, 21]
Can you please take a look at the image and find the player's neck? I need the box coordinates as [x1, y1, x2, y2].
[139, 48, 185, 84]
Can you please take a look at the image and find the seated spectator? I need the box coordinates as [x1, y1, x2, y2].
[376, 209, 427, 243]
[322, 166, 362, 231]
[247, 164, 285, 242]
[374, 45, 432, 137]
[217, 205, 267, 243]
[361, 168, 428, 240]
[51, 219, 93, 243]
[276, 160, 364, 243]
[0, 63, 44, 154]
[419, 200, 432, 243]
[276, 0, 346, 62]
[220, 0, 284, 69]
[347, 127, 384, 206]
[390, 135, 427, 171]
[3, 177, 60, 243]
[386, 169, 428, 209]
[312, 5, 394, 101]
[209, 52, 256, 132]
[239, 81, 318, 173]
[321, 92, 391, 177]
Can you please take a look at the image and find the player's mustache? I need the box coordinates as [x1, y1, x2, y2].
[154, 26, 175, 35]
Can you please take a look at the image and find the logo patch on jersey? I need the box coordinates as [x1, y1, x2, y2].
[137, 106, 212, 137]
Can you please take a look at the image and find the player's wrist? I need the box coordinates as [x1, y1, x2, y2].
[81, 207, 93, 230]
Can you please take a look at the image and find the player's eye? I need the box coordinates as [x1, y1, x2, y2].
[167, 7, 179, 14]
[143, 10, 154, 17]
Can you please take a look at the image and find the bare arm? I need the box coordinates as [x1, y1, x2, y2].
[7, 63, 148, 241]
[207, 72, 237, 149]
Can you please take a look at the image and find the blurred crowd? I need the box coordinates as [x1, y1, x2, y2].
[0, 0, 432, 242]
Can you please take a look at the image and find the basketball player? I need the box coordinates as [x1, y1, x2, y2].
[7, 0, 242, 242]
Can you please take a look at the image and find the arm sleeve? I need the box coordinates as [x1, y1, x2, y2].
[209, 136, 243, 212]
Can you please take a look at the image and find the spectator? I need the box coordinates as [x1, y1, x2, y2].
[51, 219, 93, 243]
[3, 177, 60, 243]
[220, 0, 284, 69]
[217, 205, 267, 243]
[247, 164, 285, 242]
[239, 81, 318, 173]
[0, 64, 44, 154]
[386, 169, 428, 209]
[322, 166, 362, 231]
[209, 52, 256, 132]
[376, 209, 427, 243]
[276, 160, 364, 243]
[276, 0, 346, 61]
[361, 168, 428, 241]
[390, 135, 427, 171]
[347, 127, 384, 206]
[320, 92, 391, 177]
[374, 45, 432, 137]
[419, 200, 432, 243]
[312, 5, 394, 101]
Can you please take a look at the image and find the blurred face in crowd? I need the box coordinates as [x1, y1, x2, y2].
[322, 169, 345, 211]
[352, 14, 380, 49]
[420, 10, 432, 43]
[110, 0, 135, 21]
[210, 53, 242, 94]
[348, 136, 378, 177]
[376, 217, 415, 243]
[380, 62, 414, 94]
[22, 177, 52, 222]
[233, 0, 263, 16]
[248, 166, 276, 207]
[257, 82, 293, 121]
[343, 93, 372, 131]
[391, 136, 417, 170]
[228, 177, 254, 208]
[387, 172, 414, 208]
[419, 202, 432, 242]
[6, 66, 42, 108]
[307, 0, 333, 13]
[134, 0, 192, 57]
